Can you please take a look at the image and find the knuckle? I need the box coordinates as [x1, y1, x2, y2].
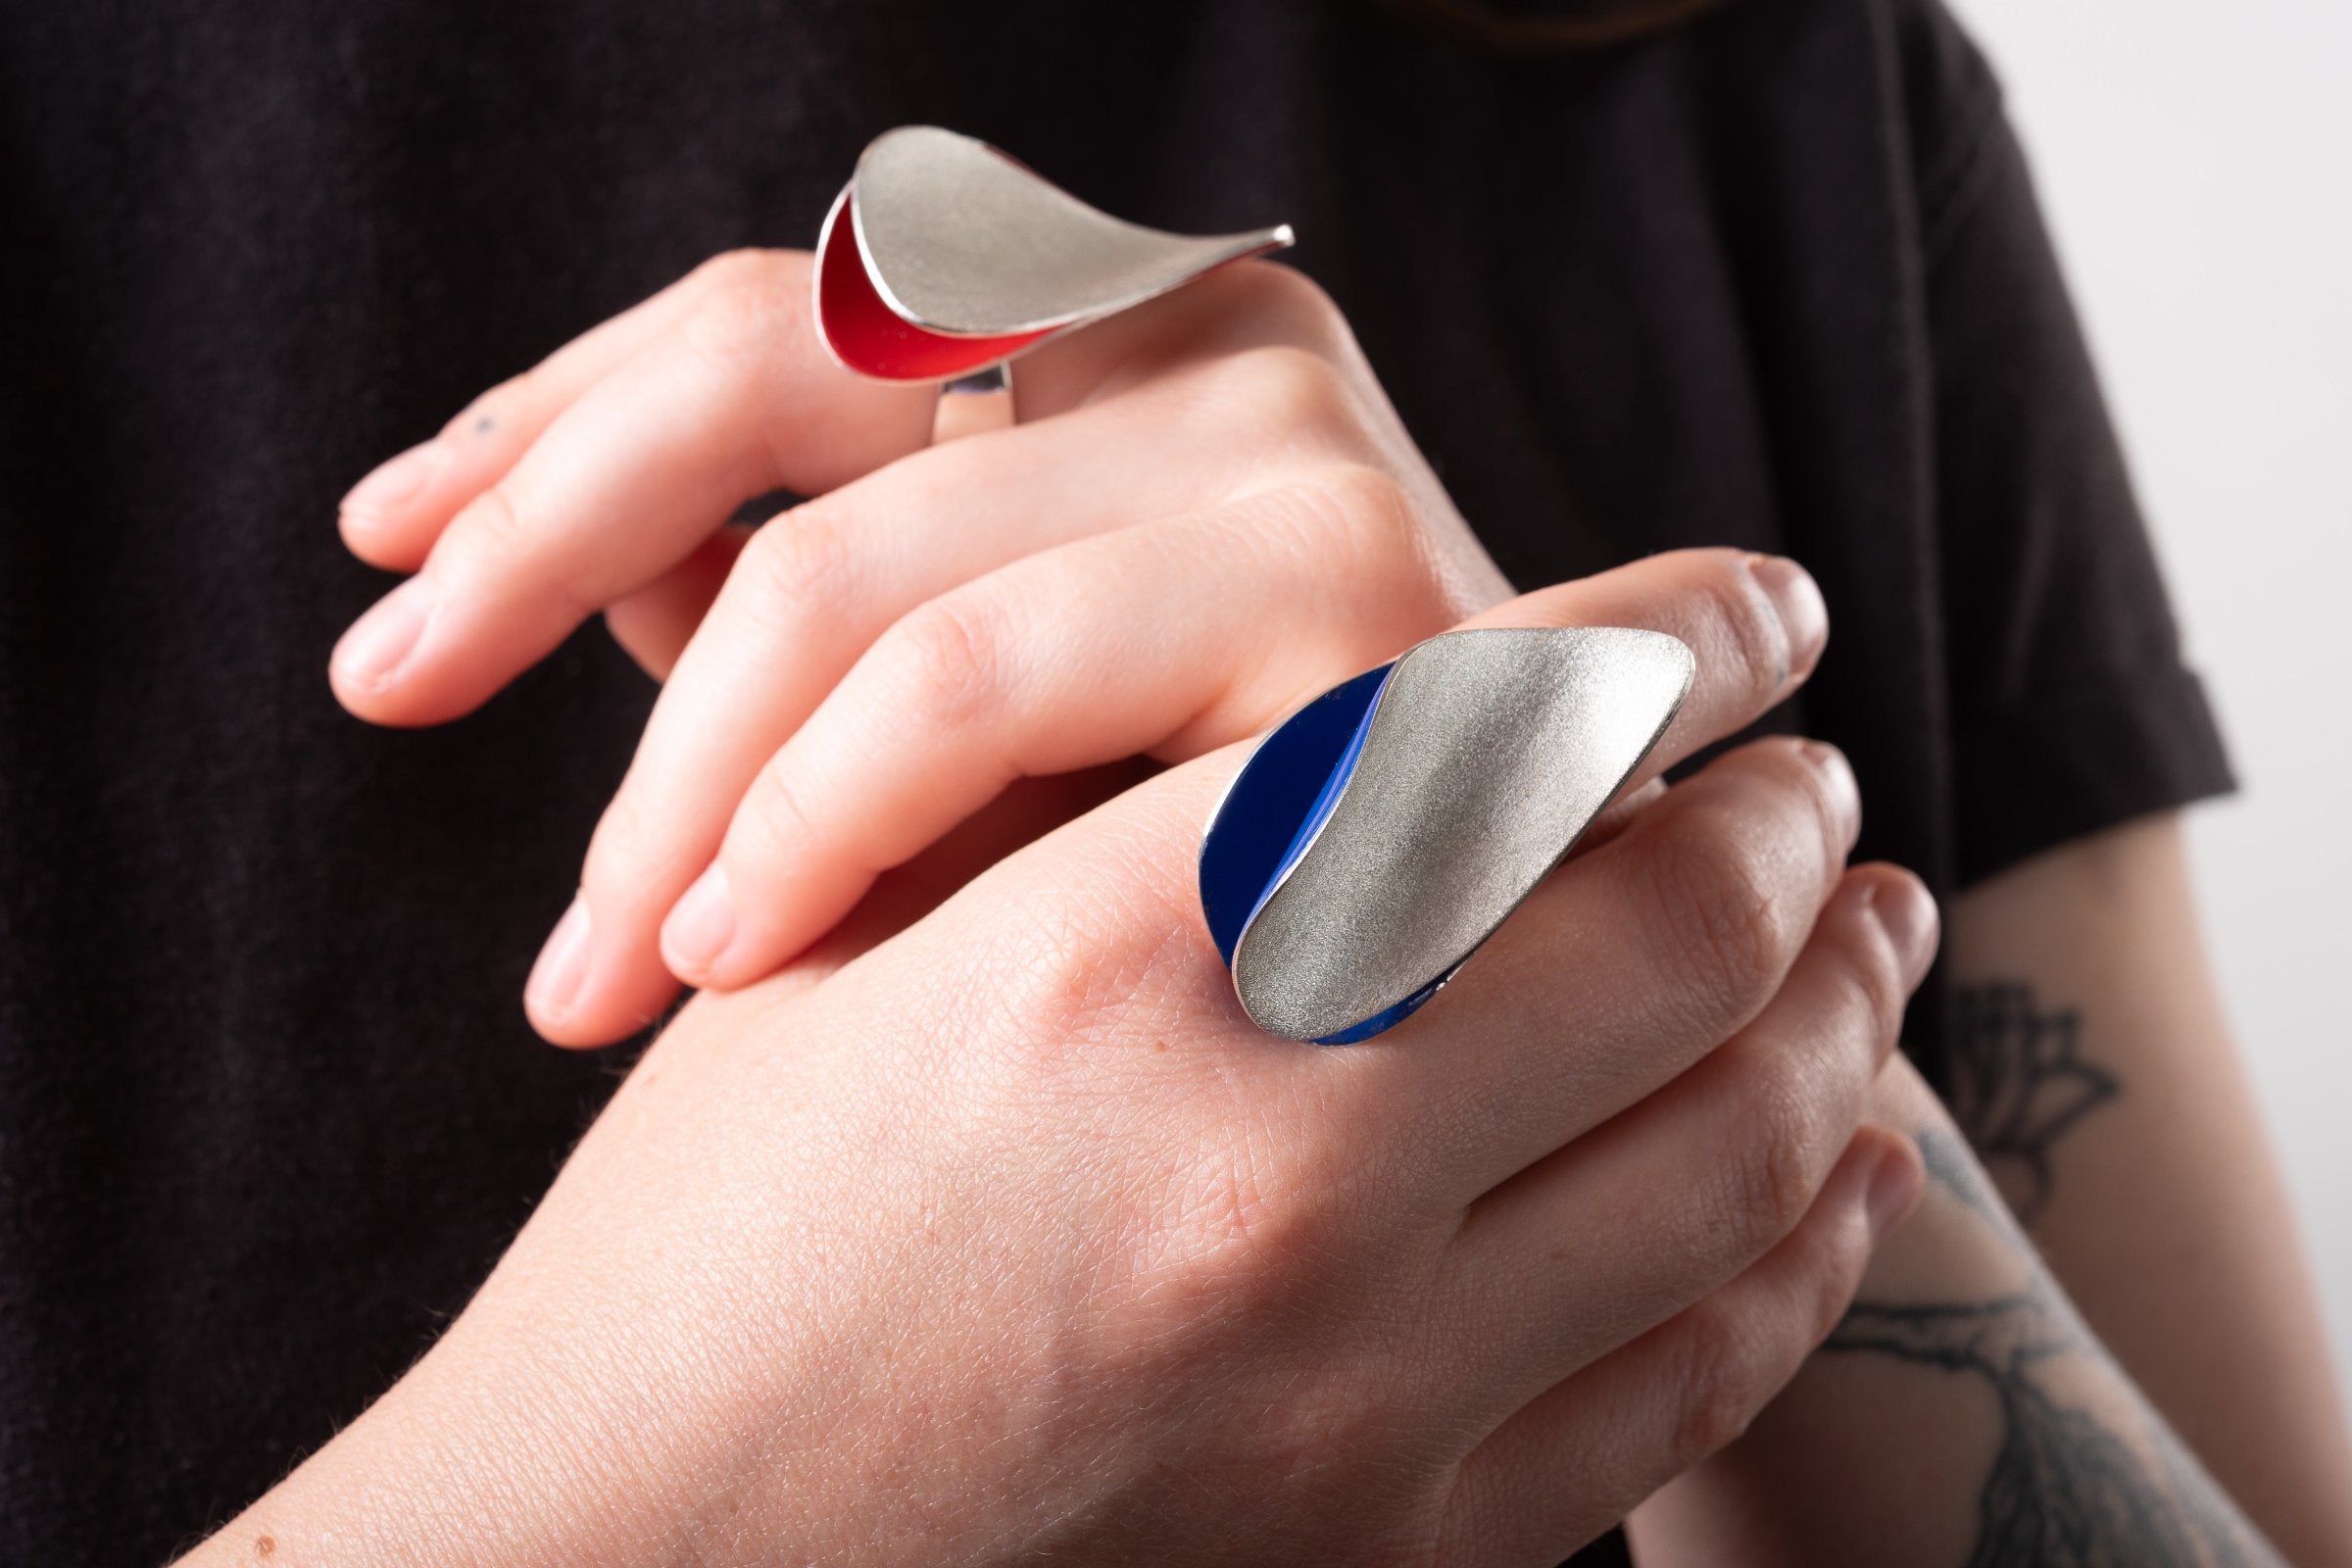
[689, 247, 791, 300]
[736, 506, 853, 630]
[983, 821, 1217, 1054]
[579, 782, 661, 892]
[1275, 465, 1463, 629]
[1824, 900, 1908, 1049]
[990, 896, 1143, 1052]
[1664, 1298, 1771, 1468]
[737, 759, 824, 868]
[1300, 463, 1421, 550]
[1638, 811, 1797, 1024]
[1719, 1059, 1829, 1249]
[435, 485, 558, 601]
[1227, 342, 1353, 433]
[1800, 1220, 1866, 1347]
[678, 251, 802, 375]
[1691, 549, 1794, 699]
[1180, 1137, 1331, 1285]
[881, 590, 1009, 733]
[1184, 258, 1348, 348]
[1227, 258, 1348, 335]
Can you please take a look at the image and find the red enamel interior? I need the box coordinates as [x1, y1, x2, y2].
[817, 197, 1051, 380]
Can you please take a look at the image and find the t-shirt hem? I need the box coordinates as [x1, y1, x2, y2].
[1952, 663, 2236, 888]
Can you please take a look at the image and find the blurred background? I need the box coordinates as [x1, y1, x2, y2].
[1956, 0, 2351, 1399]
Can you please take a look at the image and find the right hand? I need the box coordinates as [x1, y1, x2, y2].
[326, 252, 1521, 1047]
[208, 568, 1936, 1568]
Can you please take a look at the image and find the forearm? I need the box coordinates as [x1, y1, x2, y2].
[173, 1310, 691, 1568]
[1941, 815, 2352, 1562]
[1629, 1058, 2283, 1567]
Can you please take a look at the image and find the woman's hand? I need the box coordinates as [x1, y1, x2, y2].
[329, 250, 1518, 1046]
[209, 575, 1934, 1568]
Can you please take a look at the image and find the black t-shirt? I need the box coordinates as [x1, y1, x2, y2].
[0, 0, 2231, 1557]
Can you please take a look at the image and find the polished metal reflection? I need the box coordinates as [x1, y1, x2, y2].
[851, 125, 1295, 337]
[1231, 627, 1693, 1043]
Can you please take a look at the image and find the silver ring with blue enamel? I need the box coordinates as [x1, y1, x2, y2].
[1200, 627, 1695, 1044]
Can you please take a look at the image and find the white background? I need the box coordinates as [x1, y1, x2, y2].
[1953, 0, 2352, 1400]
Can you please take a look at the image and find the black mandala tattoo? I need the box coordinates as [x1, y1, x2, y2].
[1945, 982, 2118, 1224]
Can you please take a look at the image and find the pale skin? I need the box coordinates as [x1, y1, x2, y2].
[198, 250, 2345, 1559]
[199, 587, 1936, 1566]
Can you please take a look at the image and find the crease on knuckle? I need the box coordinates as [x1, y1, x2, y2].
[1320, 466, 1471, 625]
[737, 506, 853, 635]
[1800, 1215, 1866, 1348]
[990, 894, 1156, 1054]
[974, 796, 1226, 1058]
[435, 486, 593, 618]
[677, 252, 801, 407]
[739, 759, 824, 869]
[885, 592, 1006, 735]
[1162, 1131, 1327, 1298]
[1640, 810, 1793, 1030]
[579, 781, 662, 895]
[1719, 1056, 1827, 1250]
[1665, 1297, 1771, 1468]
[1235, 466, 1460, 647]
[1826, 906, 1907, 1056]
[1300, 463, 1420, 564]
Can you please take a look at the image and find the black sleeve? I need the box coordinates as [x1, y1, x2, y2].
[1909, 9, 2235, 887]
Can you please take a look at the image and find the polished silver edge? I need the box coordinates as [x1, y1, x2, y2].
[1215, 675, 1397, 1020]
[849, 126, 1295, 339]
[811, 182, 856, 375]
[853, 197, 1293, 341]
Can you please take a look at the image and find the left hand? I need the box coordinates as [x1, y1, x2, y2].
[190, 641, 1928, 1568]
[330, 251, 1518, 1046]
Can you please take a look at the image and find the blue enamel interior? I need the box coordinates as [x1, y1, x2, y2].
[1199, 663, 1393, 967]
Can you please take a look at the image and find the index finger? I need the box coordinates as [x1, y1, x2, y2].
[934, 543, 1831, 1046]
[330, 250, 937, 727]
[1464, 545, 1828, 791]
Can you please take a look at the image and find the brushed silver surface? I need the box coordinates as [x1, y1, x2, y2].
[852, 125, 1293, 336]
[1231, 627, 1693, 1042]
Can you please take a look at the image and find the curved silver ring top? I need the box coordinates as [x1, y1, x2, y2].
[813, 125, 1294, 383]
[1199, 626, 1694, 1044]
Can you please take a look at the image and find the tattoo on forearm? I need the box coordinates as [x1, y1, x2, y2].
[1824, 1133, 2278, 1568]
[1945, 982, 2118, 1223]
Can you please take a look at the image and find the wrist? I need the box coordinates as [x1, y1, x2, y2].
[174, 1317, 734, 1568]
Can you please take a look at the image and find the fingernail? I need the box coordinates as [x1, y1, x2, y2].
[331, 578, 431, 691]
[1870, 874, 1941, 983]
[1866, 1143, 1924, 1241]
[1797, 739, 1861, 845]
[341, 442, 446, 521]
[1745, 554, 1829, 684]
[662, 866, 736, 979]
[526, 895, 593, 1022]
